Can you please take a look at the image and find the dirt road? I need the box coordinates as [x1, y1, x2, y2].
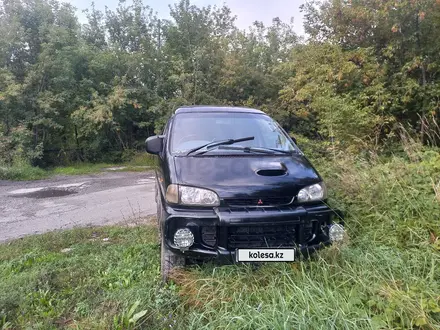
[0, 171, 157, 242]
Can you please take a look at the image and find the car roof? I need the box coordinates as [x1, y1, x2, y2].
[174, 105, 265, 115]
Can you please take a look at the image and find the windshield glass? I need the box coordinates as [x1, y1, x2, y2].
[170, 112, 296, 155]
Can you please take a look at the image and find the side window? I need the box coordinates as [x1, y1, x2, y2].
[160, 117, 173, 154]
[163, 117, 173, 136]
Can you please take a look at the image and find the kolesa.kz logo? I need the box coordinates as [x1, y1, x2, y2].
[236, 249, 295, 262]
[249, 251, 283, 259]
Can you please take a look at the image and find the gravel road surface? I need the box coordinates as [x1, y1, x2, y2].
[0, 171, 157, 242]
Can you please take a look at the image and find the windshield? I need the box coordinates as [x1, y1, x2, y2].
[170, 112, 296, 155]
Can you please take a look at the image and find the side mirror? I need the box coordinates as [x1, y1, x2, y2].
[145, 135, 164, 154]
[290, 135, 297, 144]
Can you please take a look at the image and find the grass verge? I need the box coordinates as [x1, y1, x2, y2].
[1, 225, 439, 329]
[0, 164, 48, 181]
[0, 153, 156, 181]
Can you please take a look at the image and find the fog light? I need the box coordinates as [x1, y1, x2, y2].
[329, 224, 345, 242]
[173, 228, 194, 248]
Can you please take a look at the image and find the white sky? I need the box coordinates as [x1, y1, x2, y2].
[65, 0, 307, 35]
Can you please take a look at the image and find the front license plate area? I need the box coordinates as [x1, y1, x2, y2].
[236, 249, 295, 262]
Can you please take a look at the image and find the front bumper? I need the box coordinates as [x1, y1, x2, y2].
[162, 204, 343, 262]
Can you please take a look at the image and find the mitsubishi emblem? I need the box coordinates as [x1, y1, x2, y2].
[257, 199, 263, 205]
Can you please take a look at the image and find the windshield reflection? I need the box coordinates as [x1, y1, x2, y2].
[170, 112, 295, 154]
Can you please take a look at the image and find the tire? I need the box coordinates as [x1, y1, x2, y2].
[155, 181, 160, 218]
[156, 181, 185, 281]
[155, 182, 162, 244]
[161, 239, 185, 282]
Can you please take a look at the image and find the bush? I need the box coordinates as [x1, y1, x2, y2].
[0, 164, 48, 181]
[0, 126, 43, 166]
[293, 134, 332, 158]
[314, 148, 440, 249]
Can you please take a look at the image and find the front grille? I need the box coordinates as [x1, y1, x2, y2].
[201, 226, 217, 247]
[224, 196, 292, 207]
[227, 222, 317, 249]
[228, 224, 297, 249]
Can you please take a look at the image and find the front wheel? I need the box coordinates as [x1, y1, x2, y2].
[160, 239, 185, 282]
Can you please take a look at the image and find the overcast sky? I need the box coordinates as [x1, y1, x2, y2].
[65, 0, 307, 36]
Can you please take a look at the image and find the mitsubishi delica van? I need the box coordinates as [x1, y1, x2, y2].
[145, 106, 344, 281]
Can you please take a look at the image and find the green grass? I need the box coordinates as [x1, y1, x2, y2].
[51, 153, 156, 177]
[1, 146, 440, 329]
[126, 153, 157, 167]
[0, 226, 166, 329]
[1, 226, 439, 329]
[0, 153, 157, 181]
[49, 163, 118, 176]
[0, 164, 49, 181]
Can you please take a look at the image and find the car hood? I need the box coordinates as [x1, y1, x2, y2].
[173, 154, 321, 198]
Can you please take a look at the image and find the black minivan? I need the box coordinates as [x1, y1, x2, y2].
[146, 106, 344, 280]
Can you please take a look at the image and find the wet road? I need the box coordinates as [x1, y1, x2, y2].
[0, 171, 157, 242]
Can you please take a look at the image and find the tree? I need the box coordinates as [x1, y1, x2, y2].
[299, 0, 440, 146]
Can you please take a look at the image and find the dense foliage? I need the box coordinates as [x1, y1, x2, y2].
[0, 0, 439, 167]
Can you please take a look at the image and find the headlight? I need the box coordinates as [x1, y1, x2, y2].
[297, 182, 327, 203]
[166, 184, 220, 206]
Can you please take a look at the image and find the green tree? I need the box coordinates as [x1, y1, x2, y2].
[301, 0, 440, 144]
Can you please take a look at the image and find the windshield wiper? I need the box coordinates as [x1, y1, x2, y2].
[216, 145, 294, 154]
[186, 136, 255, 156]
[257, 147, 295, 154]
